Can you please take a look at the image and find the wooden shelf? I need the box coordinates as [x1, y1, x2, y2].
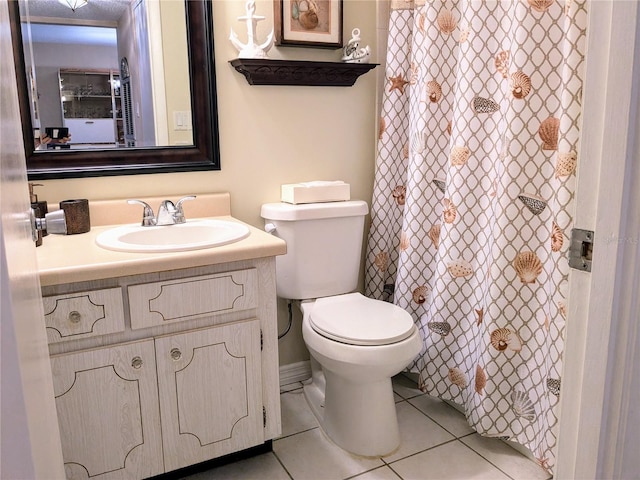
[229, 58, 378, 87]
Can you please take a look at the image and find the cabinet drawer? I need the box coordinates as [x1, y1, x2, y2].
[44, 287, 125, 344]
[128, 269, 257, 330]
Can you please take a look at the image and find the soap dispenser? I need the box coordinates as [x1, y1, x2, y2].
[29, 183, 48, 238]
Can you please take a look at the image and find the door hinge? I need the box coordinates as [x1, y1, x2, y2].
[569, 228, 594, 272]
[260, 329, 263, 351]
[263, 406, 266, 428]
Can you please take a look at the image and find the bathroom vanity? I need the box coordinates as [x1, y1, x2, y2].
[36, 193, 286, 479]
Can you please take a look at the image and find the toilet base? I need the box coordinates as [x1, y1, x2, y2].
[304, 368, 400, 457]
[302, 378, 325, 424]
[302, 357, 325, 423]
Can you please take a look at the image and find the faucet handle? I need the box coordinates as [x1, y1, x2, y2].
[174, 195, 196, 223]
[128, 199, 156, 226]
[175, 195, 196, 209]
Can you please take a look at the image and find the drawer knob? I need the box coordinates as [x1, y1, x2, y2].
[170, 348, 182, 361]
[68, 311, 82, 323]
[131, 356, 143, 369]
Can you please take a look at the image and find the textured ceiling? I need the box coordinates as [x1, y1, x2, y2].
[23, 0, 129, 46]
[25, 0, 130, 24]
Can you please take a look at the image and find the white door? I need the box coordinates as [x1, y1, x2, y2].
[556, 1, 640, 478]
[0, 0, 65, 477]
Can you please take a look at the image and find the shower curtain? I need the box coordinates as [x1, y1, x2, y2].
[365, 0, 587, 473]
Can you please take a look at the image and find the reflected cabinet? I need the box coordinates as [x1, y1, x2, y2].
[58, 69, 124, 146]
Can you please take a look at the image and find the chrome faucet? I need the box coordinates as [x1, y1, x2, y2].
[128, 195, 196, 226]
[156, 200, 178, 226]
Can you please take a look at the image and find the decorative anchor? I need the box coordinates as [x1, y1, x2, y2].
[341, 28, 371, 63]
[230, 0, 274, 59]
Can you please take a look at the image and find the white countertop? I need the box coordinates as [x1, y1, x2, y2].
[37, 193, 286, 286]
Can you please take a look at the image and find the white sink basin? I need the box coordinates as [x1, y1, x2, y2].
[95, 219, 250, 253]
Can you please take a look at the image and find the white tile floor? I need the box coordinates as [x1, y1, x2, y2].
[184, 375, 552, 480]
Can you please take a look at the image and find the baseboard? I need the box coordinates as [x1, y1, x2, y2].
[279, 361, 311, 386]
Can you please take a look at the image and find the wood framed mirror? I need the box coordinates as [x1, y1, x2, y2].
[9, 0, 220, 180]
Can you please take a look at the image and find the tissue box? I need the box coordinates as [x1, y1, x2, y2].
[281, 181, 351, 204]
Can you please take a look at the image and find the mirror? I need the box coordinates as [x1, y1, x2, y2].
[9, 0, 220, 179]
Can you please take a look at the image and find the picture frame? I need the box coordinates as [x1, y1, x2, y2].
[274, 0, 343, 49]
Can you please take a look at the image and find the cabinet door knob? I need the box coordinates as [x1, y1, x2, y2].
[131, 356, 143, 369]
[170, 348, 182, 361]
[68, 310, 82, 323]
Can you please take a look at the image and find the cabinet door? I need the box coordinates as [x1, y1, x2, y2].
[51, 341, 163, 480]
[155, 320, 263, 472]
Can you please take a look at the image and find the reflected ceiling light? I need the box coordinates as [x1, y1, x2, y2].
[58, 0, 88, 12]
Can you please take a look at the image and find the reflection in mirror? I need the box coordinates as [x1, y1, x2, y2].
[10, 0, 220, 179]
[24, 0, 193, 149]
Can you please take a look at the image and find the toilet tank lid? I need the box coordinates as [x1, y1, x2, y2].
[261, 200, 368, 221]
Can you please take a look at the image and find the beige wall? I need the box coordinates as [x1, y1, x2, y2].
[34, 0, 381, 367]
[159, 0, 192, 146]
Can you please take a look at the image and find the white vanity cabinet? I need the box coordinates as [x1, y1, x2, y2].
[42, 259, 281, 479]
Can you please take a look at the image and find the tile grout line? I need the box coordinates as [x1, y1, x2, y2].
[380, 437, 518, 480]
[397, 393, 541, 480]
[457, 434, 552, 480]
[394, 393, 423, 402]
[342, 464, 397, 480]
[275, 425, 320, 442]
[453, 438, 520, 480]
[385, 462, 405, 480]
[380, 437, 460, 467]
[401, 396, 472, 440]
[271, 449, 295, 480]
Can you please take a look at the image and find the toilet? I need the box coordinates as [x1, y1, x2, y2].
[261, 200, 422, 457]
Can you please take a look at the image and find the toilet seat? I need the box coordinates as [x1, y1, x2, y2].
[309, 293, 416, 346]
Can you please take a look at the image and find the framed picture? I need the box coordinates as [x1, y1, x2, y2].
[274, 0, 343, 49]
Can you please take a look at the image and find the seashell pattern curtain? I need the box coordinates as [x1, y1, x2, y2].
[365, 0, 587, 473]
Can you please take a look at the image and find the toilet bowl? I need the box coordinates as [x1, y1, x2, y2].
[300, 293, 422, 456]
[260, 200, 422, 456]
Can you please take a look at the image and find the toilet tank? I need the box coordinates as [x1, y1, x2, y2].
[261, 200, 369, 300]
